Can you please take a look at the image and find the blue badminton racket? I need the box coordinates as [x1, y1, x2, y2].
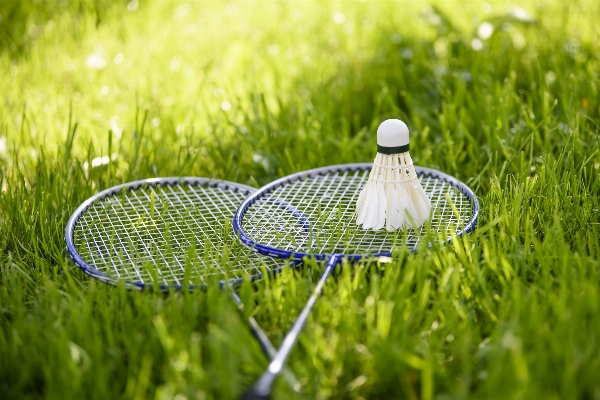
[64, 177, 301, 389]
[234, 163, 479, 399]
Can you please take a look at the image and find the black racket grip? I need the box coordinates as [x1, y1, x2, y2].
[240, 387, 271, 400]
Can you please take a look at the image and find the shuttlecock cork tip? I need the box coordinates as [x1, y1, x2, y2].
[377, 119, 409, 155]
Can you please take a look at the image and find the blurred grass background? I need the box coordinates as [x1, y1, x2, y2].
[0, 0, 599, 399]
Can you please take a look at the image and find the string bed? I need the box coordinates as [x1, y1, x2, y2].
[70, 180, 280, 288]
[241, 168, 474, 255]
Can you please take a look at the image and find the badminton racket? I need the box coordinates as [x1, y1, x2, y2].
[234, 163, 480, 399]
[64, 177, 301, 389]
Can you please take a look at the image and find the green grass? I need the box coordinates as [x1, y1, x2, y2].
[1, 0, 600, 398]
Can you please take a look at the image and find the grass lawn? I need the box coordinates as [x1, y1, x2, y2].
[1, 0, 599, 399]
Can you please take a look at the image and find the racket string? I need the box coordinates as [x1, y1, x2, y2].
[73, 182, 280, 286]
[241, 171, 473, 255]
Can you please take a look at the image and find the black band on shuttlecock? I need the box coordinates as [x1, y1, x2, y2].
[377, 143, 410, 154]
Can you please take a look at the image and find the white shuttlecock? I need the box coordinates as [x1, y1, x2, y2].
[356, 119, 432, 231]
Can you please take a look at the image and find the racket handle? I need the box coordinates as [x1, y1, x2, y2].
[241, 255, 344, 399]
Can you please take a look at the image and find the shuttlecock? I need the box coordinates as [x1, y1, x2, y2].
[356, 119, 432, 231]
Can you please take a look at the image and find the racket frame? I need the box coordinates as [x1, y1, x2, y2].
[64, 177, 302, 391]
[234, 163, 480, 399]
[234, 162, 480, 261]
[65, 177, 282, 290]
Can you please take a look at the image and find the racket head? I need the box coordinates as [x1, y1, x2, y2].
[65, 177, 286, 291]
[233, 163, 480, 262]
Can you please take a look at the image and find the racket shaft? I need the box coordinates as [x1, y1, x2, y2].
[231, 292, 300, 391]
[242, 255, 343, 398]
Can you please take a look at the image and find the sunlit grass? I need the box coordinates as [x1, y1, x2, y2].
[1, 0, 600, 399]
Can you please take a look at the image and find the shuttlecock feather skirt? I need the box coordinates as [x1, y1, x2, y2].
[356, 152, 432, 231]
